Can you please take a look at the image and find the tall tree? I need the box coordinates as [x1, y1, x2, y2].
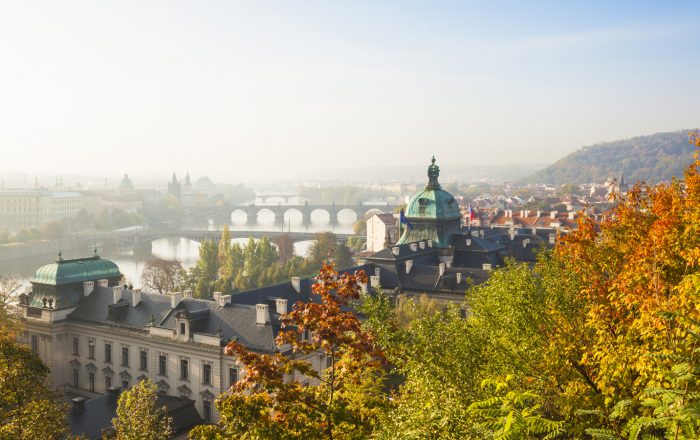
[140, 259, 184, 294]
[189, 262, 388, 439]
[110, 379, 173, 440]
[272, 233, 295, 264]
[0, 295, 68, 439]
[307, 232, 339, 268]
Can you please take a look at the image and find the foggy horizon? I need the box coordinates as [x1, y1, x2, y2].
[1, 1, 699, 183]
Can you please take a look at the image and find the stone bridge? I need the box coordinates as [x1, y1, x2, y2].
[207, 202, 397, 226]
[74, 229, 354, 251]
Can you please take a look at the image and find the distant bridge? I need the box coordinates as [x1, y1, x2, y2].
[205, 202, 398, 226]
[73, 229, 354, 250]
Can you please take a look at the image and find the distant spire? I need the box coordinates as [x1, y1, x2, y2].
[172, 173, 178, 183]
[93, 246, 99, 257]
[57, 250, 63, 261]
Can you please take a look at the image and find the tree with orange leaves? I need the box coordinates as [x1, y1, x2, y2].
[189, 262, 388, 440]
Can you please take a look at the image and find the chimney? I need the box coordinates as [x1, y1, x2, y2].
[523, 239, 530, 248]
[471, 230, 478, 238]
[520, 210, 524, 217]
[370, 275, 380, 288]
[409, 243, 417, 252]
[427, 240, 433, 247]
[107, 385, 121, 398]
[536, 210, 542, 217]
[509, 230, 516, 241]
[568, 211, 575, 220]
[113, 285, 123, 303]
[184, 289, 193, 298]
[72, 396, 86, 411]
[549, 233, 556, 245]
[97, 279, 109, 288]
[456, 273, 463, 284]
[391, 246, 400, 256]
[466, 238, 472, 246]
[446, 261, 452, 268]
[479, 230, 485, 238]
[170, 292, 182, 308]
[550, 210, 557, 219]
[482, 263, 492, 271]
[405, 260, 413, 274]
[531, 227, 537, 235]
[132, 289, 142, 307]
[438, 262, 446, 276]
[83, 281, 94, 297]
[419, 241, 426, 250]
[256, 304, 269, 325]
[291, 277, 301, 293]
[524, 210, 530, 217]
[219, 295, 231, 307]
[213, 291, 222, 303]
[275, 298, 288, 315]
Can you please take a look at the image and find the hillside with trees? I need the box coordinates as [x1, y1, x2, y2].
[525, 130, 697, 184]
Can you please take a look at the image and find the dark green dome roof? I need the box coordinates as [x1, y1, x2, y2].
[404, 156, 461, 220]
[32, 255, 122, 286]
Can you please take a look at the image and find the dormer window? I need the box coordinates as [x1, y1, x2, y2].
[180, 322, 186, 336]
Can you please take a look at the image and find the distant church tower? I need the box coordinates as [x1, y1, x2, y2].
[168, 173, 181, 199]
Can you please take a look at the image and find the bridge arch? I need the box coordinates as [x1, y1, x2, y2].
[255, 208, 277, 224]
[363, 207, 386, 220]
[336, 208, 360, 224]
[230, 208, 249, 225]
[310, 208, 332, 224]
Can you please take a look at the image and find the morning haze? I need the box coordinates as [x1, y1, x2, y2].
[1, 1, 698, 183]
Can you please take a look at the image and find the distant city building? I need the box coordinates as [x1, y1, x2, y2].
[119, 174, 135, 195]
[168, 173, 181, 199]
[0, 189, 99, 232]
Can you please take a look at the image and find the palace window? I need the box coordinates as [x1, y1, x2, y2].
[105, 376, 112, 389]
[88, 344, 95, 360]
[158, 355, 167, 376]
[202, 400, 212, 422]
[229, 367, 238, 387]
[202, 363, 211, 385]
[72, 337, 79, 355]
[121, 347, 129, 367]
[88, 372, 95, 392]
[73, 369, 79, 388]
[139, 349, 148, 371]
[180, 359, 188, 380]
[31, 334, 38, 353]
[122, 380, 129, 390]
[105, 343, 112, 363]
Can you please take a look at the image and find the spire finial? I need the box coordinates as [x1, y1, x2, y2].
[427, 156, 441, 189]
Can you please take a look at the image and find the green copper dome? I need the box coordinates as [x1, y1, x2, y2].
[32, 255, 122, 286]
[404, 156, 461, 220]
[397, 157, 463, 248]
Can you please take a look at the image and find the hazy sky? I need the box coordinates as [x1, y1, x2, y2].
[0, 1, 698, 183]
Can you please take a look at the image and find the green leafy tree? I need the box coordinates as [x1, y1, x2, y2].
[110, 379, 173, 440]
[0, 310, 67, 439]
[189, 263, 388, 440]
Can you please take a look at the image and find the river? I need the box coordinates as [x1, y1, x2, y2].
[0, 209, 359, 288]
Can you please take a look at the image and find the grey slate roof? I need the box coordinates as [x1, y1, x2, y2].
[69, 391, 202, 440]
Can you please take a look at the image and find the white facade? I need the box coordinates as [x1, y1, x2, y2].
[366, 213, 397, 252]
[0, 189, 98, 231]
[21, 286, 321, 424]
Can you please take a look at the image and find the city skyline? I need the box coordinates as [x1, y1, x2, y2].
[1, 1, 698, 182]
